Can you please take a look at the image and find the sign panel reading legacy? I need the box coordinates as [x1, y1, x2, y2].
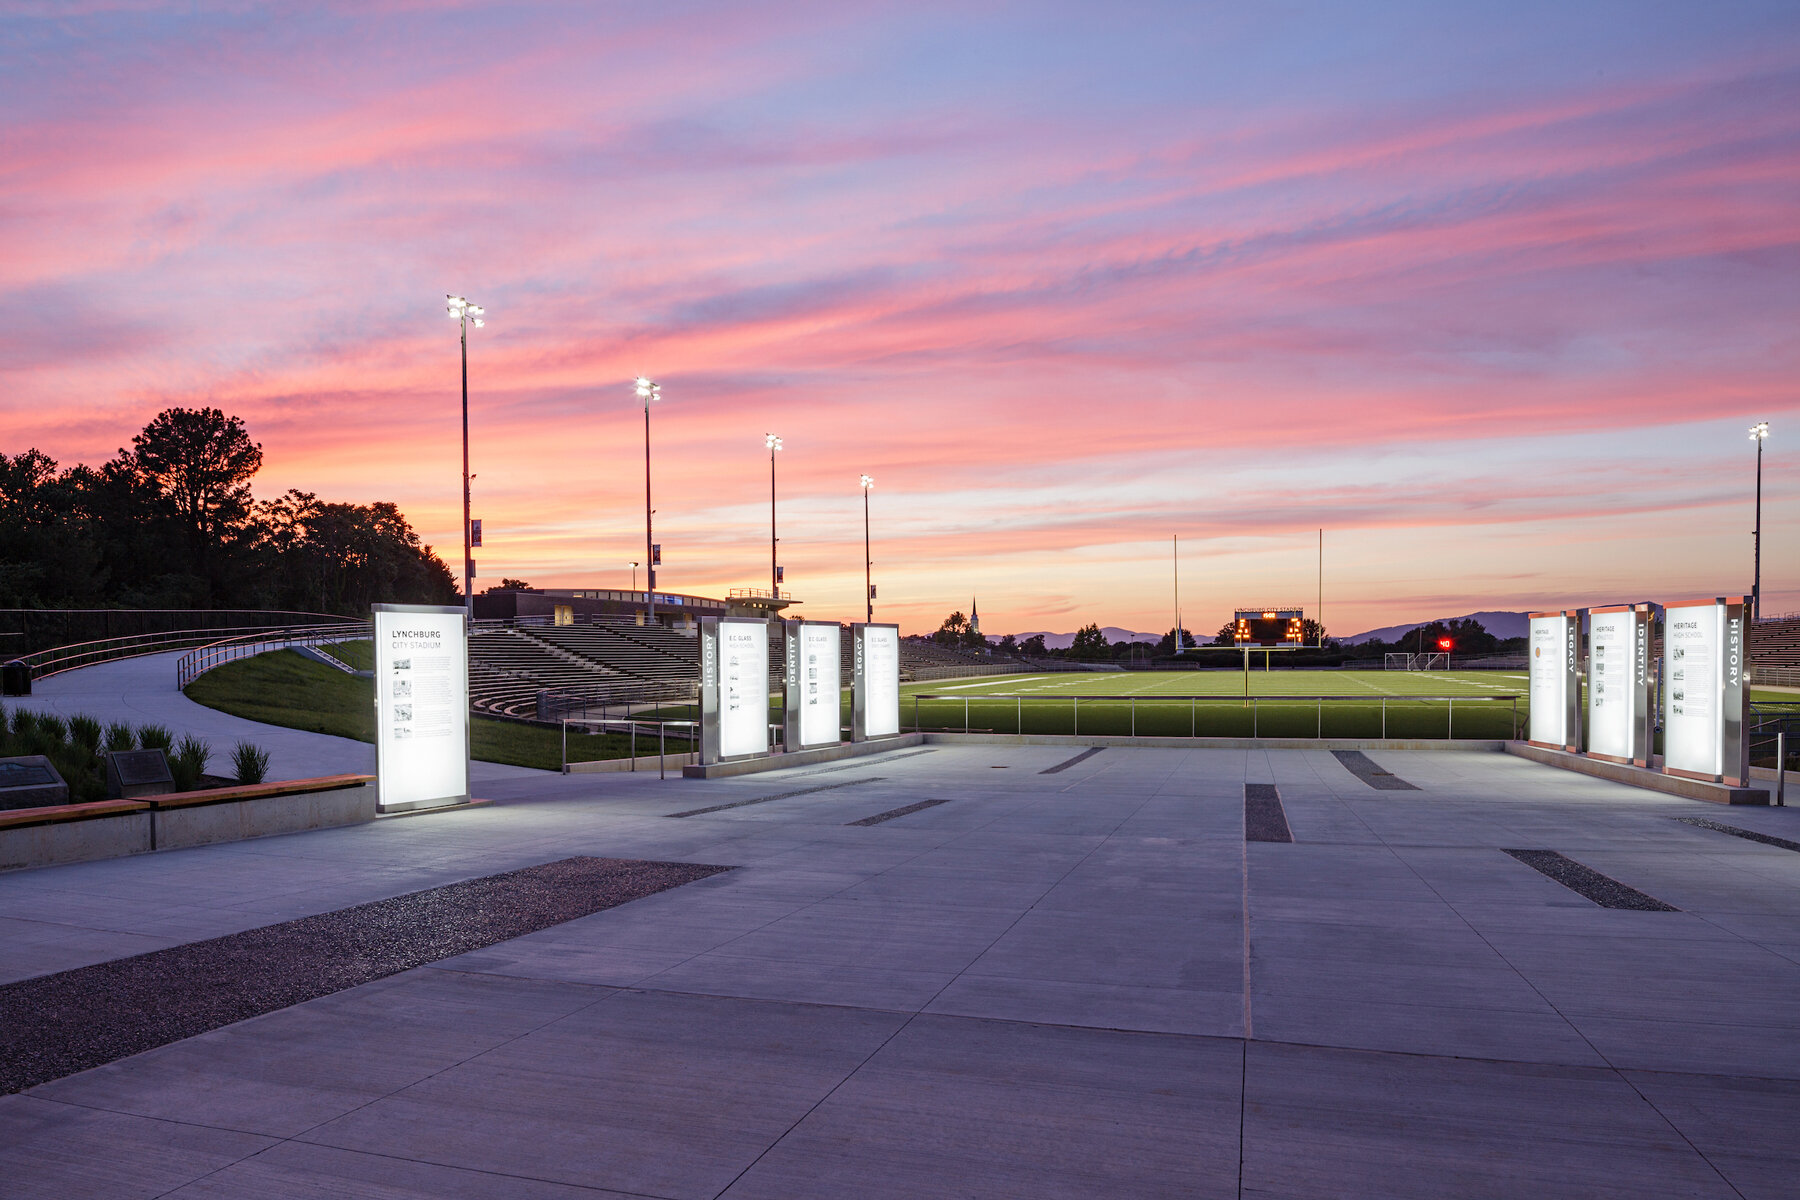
[854, 623, 901, 740]
[1527, 613, 1576, 748]
[373, 605, 469, 812]
[718, 619, 770, 759]
[1586, 605, 1650, 764]
[798, 623, 841, 749]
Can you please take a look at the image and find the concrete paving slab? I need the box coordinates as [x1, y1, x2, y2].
[0, 1094, 275, 1200]
[163, 1140, 640, 1199]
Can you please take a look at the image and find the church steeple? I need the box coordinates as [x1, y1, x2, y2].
[969, 597, 980, 637]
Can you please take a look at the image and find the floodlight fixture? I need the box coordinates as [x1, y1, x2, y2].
[767, 433, 782, 452]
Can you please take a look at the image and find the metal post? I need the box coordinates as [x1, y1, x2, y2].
[913, 694, 919, 730]
[1131, 697, 1136, 737]
[561, 718, 568, 774]
[1778, 731, 1787, 806]
[1017, 695, 1022, 734]
[645, 392, 655, 622]
[864, 482, 873, 624]
[1754, 431, 1764, 619]
[1074, 696, 1079, 736]
[964, 696, 969, 733]
[1382, 697, 1387, 739]
[460, 314, 472, 620]
[1253, 697, 1258, 738]
[1191, 696, 1196, 738]
[770, 443, 779, 595]
[1317, 697, 1322, 738]
[660, 721, 666, 780]
[630, 721, 637, 769]
[1447, 697, 1453, 739]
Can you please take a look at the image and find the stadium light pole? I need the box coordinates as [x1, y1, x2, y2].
[446, 295, 485, 621]
[861, 475, 874, 622]
[636, 377, 661, 622]
[1751, 422, 1769, 620]
[767, 434, 783, 594]
[629, 561, 639, 592]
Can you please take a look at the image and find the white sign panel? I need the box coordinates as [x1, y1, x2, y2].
[1585, 608, 1643, 762]
[373, 605, 469, 813]
[1661, 598, 1748, 784]
[1527, 613, 1575, 748]
[854, 623, 901, 740]
[798, 623, 841, 748]
[719, 619, 770, 759]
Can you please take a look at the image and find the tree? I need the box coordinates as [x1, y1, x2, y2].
[1406, 617, 1495, 656]
[1299, 618, 1330, 647]
[1156, 626, 1197, 654]
[934, 611, 968, 647]
[1069, 623, 1108, 660]
[1019, 634, 1047, 657]
[995, 633, 1017, 653]
[119, 408, 262, 549]
[1213, 621, 1237, 646]
[496, 579, 534, 591]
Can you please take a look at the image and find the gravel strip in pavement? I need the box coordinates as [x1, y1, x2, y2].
[1040, 747, 1104, 774]
[1501, 849, 1678, 911]
[666, 777, 884, 818]
[1244, 783, 1294, 843]
[0, 856, 729, 1095]
[1673, 816, 1800, 852]
[1332, 749, 1421, 791]
[846, 797, 955, 826]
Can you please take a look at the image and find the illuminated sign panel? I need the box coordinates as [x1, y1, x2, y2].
[1232, 608, 1305, 646]
[1527, 611, 1581, 750]
[1662, 597, 1749, 784]
[1585, 604, 1652, 765]
[372, 604, 469, 813]
[852, 623, 901, 740]
[784, 621, 843, 750]
[700, 618, 770, 762]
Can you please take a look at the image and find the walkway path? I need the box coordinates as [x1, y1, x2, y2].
[6, 650, 541, 785]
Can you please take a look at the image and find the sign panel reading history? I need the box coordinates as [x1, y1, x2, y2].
[373, 604, 469, 813]
[1585, 605, 1651, 765]
[718, 619, 770, 759]
[853, 623, 901, 741]
[1527, 612, 1579, 749]
[796, 622, 842, 749]
[1662, 597, 1748, 784]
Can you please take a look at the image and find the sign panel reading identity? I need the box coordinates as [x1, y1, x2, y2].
[1586, 604, 1651, 765]
[853, 623, 901, 741]
[373, 604, 469, 812]
[1663, 597, 1749, 784]
[1527, 612, 1580, 750]
[790, 622, 842, 749]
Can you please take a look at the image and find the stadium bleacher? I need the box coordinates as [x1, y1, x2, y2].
[1752, 616, 1800, 671]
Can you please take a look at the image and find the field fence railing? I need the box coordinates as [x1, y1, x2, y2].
[903, 691, 1523, 740]
[559, 716, 700, 778]
[24, 619, 363, 683]
[175, 623, 371, 689]
[1752, 666, 1800, 688]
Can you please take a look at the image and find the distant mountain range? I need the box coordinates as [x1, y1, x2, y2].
[1013, 627, 1160, 651]
[1342, 611, 1528, 645]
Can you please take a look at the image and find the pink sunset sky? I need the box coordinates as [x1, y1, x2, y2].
[4, 1, 1798, 637]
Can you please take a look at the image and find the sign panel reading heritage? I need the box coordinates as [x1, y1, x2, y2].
[1585, 604, 1653, 765]
[703, 618, 770, 761]
[1527, 611, 1580, 750]
[1662, 597, 1749, 785]
[853, 623, 901, 741]
[373, 604, 470, 812]
[785, 621, 842, 750]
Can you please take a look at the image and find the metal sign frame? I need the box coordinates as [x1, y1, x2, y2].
[783, 619, 844, 751]
[851, 622, 902, 742]
[372, 603, 470, 813]
[698, 616, 772, 765]
[1662, 596, 1749, 786]
[1526, 610, 1583, 752]
[1585, 603, 1654, 767]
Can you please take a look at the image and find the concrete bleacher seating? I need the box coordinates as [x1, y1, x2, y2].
[1752, 616, 1800, 670]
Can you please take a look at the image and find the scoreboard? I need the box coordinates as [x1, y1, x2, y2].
[1233, 608, 1305, 646]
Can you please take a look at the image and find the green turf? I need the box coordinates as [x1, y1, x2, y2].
[185, 648, 654, 770]
[321, 639, 373, 671]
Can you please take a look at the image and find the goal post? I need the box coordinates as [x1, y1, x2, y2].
[1384, 653, 1414, 671]
[1416, 652, 1448, 671]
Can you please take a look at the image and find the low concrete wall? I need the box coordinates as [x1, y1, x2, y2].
[153, 781, 376, 850]
[923, 733, 1507, 752]
[1506, 743, 1770, 805]
[0, 806, 151, 872]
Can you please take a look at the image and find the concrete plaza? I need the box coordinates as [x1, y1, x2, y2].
[3, 742, 1799, 1197]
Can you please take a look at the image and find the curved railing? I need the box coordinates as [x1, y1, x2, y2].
[22, 619, 362, 682]
[175, 623, 370, 689]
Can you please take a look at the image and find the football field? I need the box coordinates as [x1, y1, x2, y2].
[898, 669, 1527, 739]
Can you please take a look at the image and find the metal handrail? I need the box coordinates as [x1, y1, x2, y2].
[175, 623, 370, 689]
[904, 692, 1523, 739]
[22, 620, 361, 681]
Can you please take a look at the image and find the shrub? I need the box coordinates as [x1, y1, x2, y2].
[137, 724, 173, 751]
[68, 714, 102, 751]
[170, 734, 211, 792]
[35, 713, 66, 742]
[104, 722, 134, 751]
[5, 708, 27, 736]
[230, 741, 271, 785]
